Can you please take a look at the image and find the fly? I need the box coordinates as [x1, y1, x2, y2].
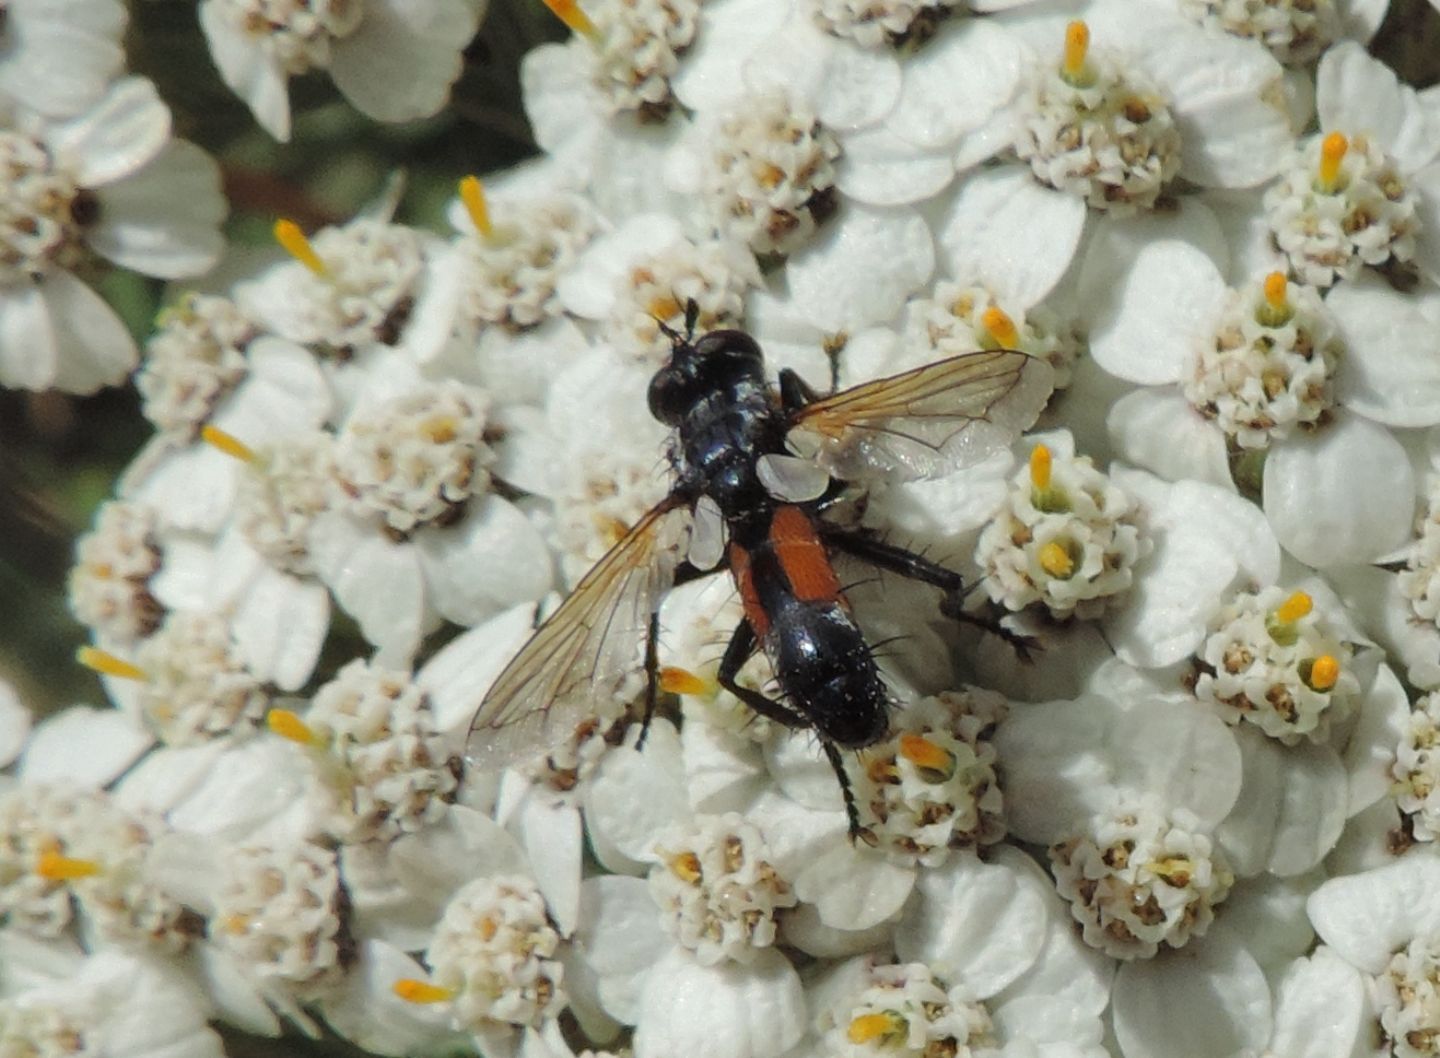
[466, 301, 1055, 838]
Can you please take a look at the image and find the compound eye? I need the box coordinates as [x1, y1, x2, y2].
[695, 330, 762, 365]
[647, 368, 687, 424]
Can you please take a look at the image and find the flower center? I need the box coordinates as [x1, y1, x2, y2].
[647, 814, 796, 965]
[215, 0, 364, 75]
[67, 502, 164, 645]
[1014, 21, 1181, 215]
[418, 876, 565, 1031]
[0, 131, 91, 285]
[1051, 799, 1234, 960]
[1183, 272, 1342, 450]
[824, 963, 995, 1057]
[807, 0, 964, 50]
[1180, 0, 1340, 66]
[1192, 584, 1358, 744]
[546, 0, 701, 117]
[1263, 129, 1418, 288]
[975, 446, 1147, 620]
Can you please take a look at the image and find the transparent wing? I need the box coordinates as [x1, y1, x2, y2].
[787, 350, 1055, 482]
[464, 500, 690, 774]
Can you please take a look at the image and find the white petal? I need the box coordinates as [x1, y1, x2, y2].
[756, 792, 914, 930]
[556, 212, 686, 320]
[48, 76, 170, 186]
[520, 42, 604, 157]
[1317, 41, 1440, 174]
[997, 694, 1242, 843]
[0, 680, 30, 768]
[415, 496, 553, 626]
[1308, 855, 1440, 972]
[322, 942, 449, 1058]
[0, 0, 126, 117]
[21, 706, 151, 787]
[1344, 663, 1408, 817]
[883, 20, 1022, 150]
[231, 569, 329, 691]
[1088, 239, 1226, 385]
[779, 901, 895, 958]
[671, 0, 789, 115]
[309, 513, 427, 664]
[36, 270, 137, 394]
[583, 722, 690, 863]
[416, 602, 536, 736]
[633, 947, 805, 1058]
[1217, 873, 1318, 978]
[894, 849, 1050, 998]
[1262, 414, 1414, 568]
[198, 0, 291, 140]
[578, 874, 669, 985]
[786, 205, 934, 331]
[1112, 935, 1271, 1058]
[1413, 162, 1440, 284]
[836, 125, 957, 206]
[114, 742, 227, 815]
[992, 892, 1113, 1020]
[214, 337, 331, 439]
[330, 0, 479, 122]
[168, 739, 313, 843]
[939, 168, 1085, 310]
[1214, 727, 1347, 878]
[1329, 274, 1440, 427]
[1326, 797, 1404, 878]
[1267, 947, 1369, 1058]
[390, 804, 529, 898]
[742, 15, 901, 132]
[1107, 389, 1233, 490]
[0, 284, 58, 390]
[124, 442, 238, 534]
[1147, 31, 1291, 188]
[89, 140, 225, 278]
[519, 796, 582, 937]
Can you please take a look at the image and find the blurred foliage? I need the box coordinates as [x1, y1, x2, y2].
[1, 0, 1439, 719]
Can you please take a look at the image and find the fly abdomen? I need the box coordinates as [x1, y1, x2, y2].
[767, 601, 888, 748]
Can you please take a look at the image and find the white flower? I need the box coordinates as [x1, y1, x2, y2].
[67, 501, 165, 647]
[0, 0, 127, 117]
[1091, 242, 1420, 568]
[1263, 41, 1440, 287]
[198, 0, 484, 141]
[0, 77, 224, 393]
[309, 379, 552, 662]
[135, 294, 260, 438]
[0, 945, 223, 1058]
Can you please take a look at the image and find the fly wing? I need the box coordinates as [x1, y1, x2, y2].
[787, 350, 1055, 481]
[464, 499, 690, 774]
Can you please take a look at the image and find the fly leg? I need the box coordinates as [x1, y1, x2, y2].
[778, 367, 824, 412]
[638, 558, 723, 749]
[716, 619, 867, 842]
[819, 527, 1037, 659]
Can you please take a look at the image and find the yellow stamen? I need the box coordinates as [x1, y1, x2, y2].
[1255, 271, 1292, 327]
[35, 851, 102, 881]
[478, 915, 498, 942]
[266, 708, 323, 747]
[1039, 540, 1076, 579]
[422, 415, 459, 444]
[1275, 591, 1313, 624]
[393, 979, 457, 1005]
[458, 176, 493, 240]
[76, 645, 146, 681]
[1308, 654, 1340, 692]
[980, 306, 1019, 350]
[669, 851, 702, 884]
[1061, 21, 1092, 85]
[659, 666, 714, 696]
[540, 0, 601, 41]
[273, 218, 328, 277]
[200, 424, 257, 464]
[1317, 132, 1348, 193]
[1029, 444, 1052, 490]
[222, 913, 250, 935]
[848, 1012, 903, 1045]
[898, 733, 952, 776]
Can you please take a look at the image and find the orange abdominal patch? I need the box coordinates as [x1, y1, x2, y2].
[770, 506, 842, 605]
[729, 542, 770, 638]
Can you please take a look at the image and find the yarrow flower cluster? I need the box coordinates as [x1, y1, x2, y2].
[11, 4, 1440, 1058]
[1192, 586, 1359, 744]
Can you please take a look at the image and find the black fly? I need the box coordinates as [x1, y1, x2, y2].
[467, 302, 1054, 836]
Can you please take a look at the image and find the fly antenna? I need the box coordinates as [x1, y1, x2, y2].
[683, 296, 700, 340]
